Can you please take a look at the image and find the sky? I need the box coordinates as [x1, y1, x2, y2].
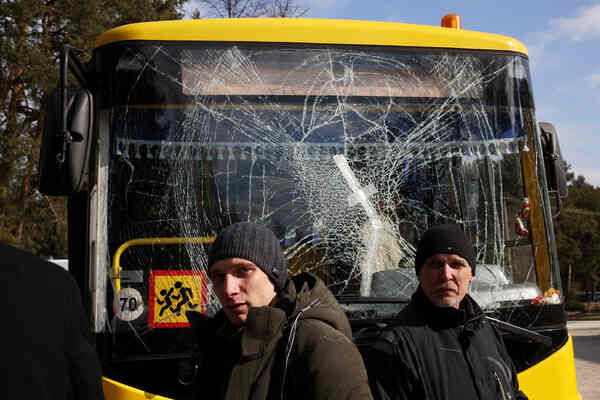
[187, 1, 600, 188]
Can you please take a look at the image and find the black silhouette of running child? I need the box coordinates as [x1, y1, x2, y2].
[170, 281, 198, 315]
[156, 287, 174, 317]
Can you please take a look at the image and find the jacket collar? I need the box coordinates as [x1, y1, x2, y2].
[412, 286, 483, 329]
[239, 306, 287, 358]
[204, 304, 288, 360]
[188, 305, 287, 360]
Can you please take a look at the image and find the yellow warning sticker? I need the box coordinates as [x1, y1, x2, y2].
[149, 270, 207, 328]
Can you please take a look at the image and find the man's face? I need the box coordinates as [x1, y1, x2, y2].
[209, 257, 277, 326]
[418, 253, 473, 309]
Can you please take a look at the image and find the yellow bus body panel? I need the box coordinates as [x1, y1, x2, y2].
[102, 335, 580, 400]
[517, 335, 582, 400]
[103, 377, 173, 400]
[94, 18, 527, 55]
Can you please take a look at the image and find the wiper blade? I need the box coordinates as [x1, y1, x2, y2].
[336, 296, 410, 304]
[485, 316, 553, 347]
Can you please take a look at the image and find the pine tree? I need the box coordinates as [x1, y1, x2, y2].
[0, 0, 188, 256]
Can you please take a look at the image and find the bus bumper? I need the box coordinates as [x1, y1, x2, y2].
[102, 377, 173, 400]
[102, 335, 582, 400]
[517, 335, 581, 400]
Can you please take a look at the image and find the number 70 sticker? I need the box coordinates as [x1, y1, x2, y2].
[114, 287, 144, 321]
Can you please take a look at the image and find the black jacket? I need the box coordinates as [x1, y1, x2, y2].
[365, 287, 527, 400]
[1, 244, 105, 400]
[188, 272, 373, 400]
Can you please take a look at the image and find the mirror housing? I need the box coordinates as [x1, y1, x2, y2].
[539, 122, 568, 198]
[39, 88, 93, 195]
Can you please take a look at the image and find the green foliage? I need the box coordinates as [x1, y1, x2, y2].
[566, 175, 600, 212]
[554, 170, 600, 297]
[0, 0, 187, 256]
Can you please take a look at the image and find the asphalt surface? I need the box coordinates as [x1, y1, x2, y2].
[568, 319, 600, 400]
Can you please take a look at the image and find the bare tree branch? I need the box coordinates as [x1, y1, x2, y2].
[266, 0, 309, 17]
[192, 0, 308, 18]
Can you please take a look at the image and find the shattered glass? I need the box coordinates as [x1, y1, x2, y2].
[95, 43, 559, 357]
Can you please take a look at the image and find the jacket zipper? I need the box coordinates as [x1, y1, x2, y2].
[494, 371, 508, 400]
[280, 298, 321, 400]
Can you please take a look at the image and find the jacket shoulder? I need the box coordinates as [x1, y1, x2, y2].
[0, 244, 79, 294]
[296, 318, 353, 347]
[368, 301, 427, 357]
[288, 318, 373, 399]
[292, 318, 364, 370]
[370, 322, 419, 355]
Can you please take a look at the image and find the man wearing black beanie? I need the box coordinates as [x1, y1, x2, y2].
[187, 222, 372, 400]
[365, 224, 528, 400]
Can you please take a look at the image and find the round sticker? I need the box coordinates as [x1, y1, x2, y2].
[114, 287, 144, 321]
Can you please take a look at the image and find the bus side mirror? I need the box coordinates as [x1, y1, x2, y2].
[539, 122, 568, 198]
[39, 88, 93, 195]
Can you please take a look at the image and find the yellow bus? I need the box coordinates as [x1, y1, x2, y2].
[39, 16, 579, 399]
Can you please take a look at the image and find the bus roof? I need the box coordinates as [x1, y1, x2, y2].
[94, 18, 528, 56]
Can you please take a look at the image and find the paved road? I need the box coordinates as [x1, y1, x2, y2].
[568, 320, 600, 400]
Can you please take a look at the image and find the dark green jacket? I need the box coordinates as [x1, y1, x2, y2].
[189, 272, 373, 400]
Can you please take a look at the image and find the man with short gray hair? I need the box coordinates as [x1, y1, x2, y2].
[365, 224, 527, 400]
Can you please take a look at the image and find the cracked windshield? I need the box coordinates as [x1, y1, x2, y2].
[101, 43, 555, 356]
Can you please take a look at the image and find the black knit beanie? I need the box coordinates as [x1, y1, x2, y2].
[414, 224, 476, 276]
[207, 222, 288, 290]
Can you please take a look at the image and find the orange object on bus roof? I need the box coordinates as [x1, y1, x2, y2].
[441, 14, 462, 29]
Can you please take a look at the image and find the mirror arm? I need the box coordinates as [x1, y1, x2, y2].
[58, 46, 69, 164]
[67, 47, 88, 87]
[553, 196, 563, 219]
[545, 150, 564, 219]
[551, 152, 563, 219]
[539, 122, 568, 213]
[58, 45, 87, 164]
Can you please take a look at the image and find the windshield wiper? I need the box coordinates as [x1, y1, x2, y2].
[485, 316, 553, 347]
